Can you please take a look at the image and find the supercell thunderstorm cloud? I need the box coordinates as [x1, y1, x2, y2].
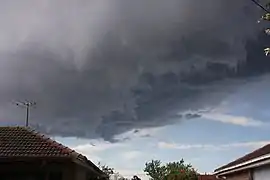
[0, 0, 269, 141]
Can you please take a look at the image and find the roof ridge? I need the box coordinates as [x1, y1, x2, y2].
[23, 127, 74, 156]
[31, 131, 99, 168]
[27, 127, 84, 158]
[0, 126, 104, 176]
[215, 143, 270, 172]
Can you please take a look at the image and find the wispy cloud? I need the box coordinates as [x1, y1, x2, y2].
[158, 141, 270, 151]
[73, 140, 125, 153]
[122, 150, 142, 160]
[72, 139, 126, 163]
[114, 127, 165, 141]
[202, 113, 266, 127]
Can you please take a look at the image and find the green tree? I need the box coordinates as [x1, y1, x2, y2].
[98, 162, 115, 178]
[131, 175, 142, 180]
[144, 159, 198, 180]
[253, 0, 270, 55]
[119, 177, 129, 180]
[98, 163, 129, 180]
[144, 160, 167, 180]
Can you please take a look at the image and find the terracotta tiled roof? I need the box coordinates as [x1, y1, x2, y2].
[0, 126, 78, 158]
[0, 127, 105, 176]
[215, 143, 270, 172]
[0, 126, 104, 176]
[198, 175, 218, 180]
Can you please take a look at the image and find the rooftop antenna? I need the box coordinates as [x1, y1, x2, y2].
[14, 101, 36, 127]
[250, 0, 270, 13]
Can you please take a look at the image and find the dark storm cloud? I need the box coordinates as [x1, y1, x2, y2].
[0, 0, 267, 141]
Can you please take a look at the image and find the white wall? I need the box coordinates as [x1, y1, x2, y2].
[253, 165, 270, 180]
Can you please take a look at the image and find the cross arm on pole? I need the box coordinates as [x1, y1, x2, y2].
[13, 100, 36, 127]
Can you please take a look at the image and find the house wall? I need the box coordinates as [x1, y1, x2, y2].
[62, 163, 75, 180]
[75, 164, 87, 180]
[222, 170, 251, 180]
[198, 175, 218, 180]
[0, 160, 75, 180]
[0, 160, 101, 180]
[253, 165, 270, 180]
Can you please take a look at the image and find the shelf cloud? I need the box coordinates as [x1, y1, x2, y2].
[0, 0, 268, 141]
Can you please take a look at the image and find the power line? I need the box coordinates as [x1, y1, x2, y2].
[250, 0, 270, 13]
[14, 101, 36, 127]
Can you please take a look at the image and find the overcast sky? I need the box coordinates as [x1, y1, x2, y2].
[0, 0, 270, 178]
[55, 76, 270, 179]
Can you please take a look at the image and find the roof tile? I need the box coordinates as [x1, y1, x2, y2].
[0, 126, 76, 158]
[215, 143, 270, 172]
[0, 126, 106, 177]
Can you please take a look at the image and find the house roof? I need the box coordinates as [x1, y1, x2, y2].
[0, 126, 104, 175]
[215, 143, 270, 173]
[0, 126, 76, 158]
[198, 175, 218, 180]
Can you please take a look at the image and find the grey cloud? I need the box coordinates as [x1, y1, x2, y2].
[0, 0, 267, 141]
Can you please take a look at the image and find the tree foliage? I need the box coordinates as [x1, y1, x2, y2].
[256, 0, 270, 55]
[144, 159, 198, 180]
[131, 175, 142, 180]
[144, 160, 167, 180]
[98, 162, 115, 178]
[98, 162, 131, 180]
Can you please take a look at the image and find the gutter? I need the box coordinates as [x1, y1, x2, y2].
[214, 153, 270, 176]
